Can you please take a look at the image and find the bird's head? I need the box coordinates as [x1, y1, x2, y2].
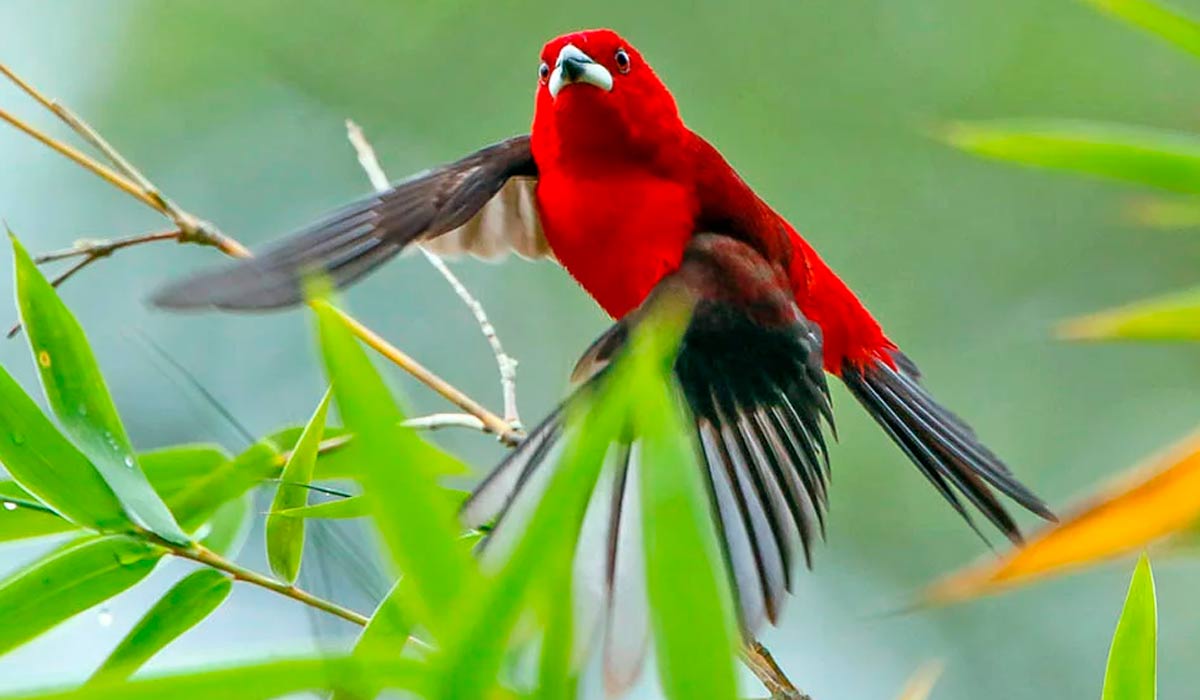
[532, 29, 684, 167]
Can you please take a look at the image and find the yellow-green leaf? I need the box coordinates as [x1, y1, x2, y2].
[0, 364, 126, 531]
[1084, 0, 1200, 60]
[90, 569, 232, 683]
[271, 496, 367, 520]
[1058, 286, 1200, 341]
[12, 236, 188, 545]
[943, 120, 1200, 193]
[169, 441, 279, 532]
[266, 388, 331, 583]
[313, 299, 471, 640]
[0, 535, 163, 656]
[895, 661, 944, 700]
[0, 655, 426, 700]
[926, 430, 1200, 603]
[1102, 555, 1157, 700]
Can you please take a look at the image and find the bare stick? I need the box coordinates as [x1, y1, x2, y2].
[742, 639, 811, 700]
[346, 120, 522, 428]
[0, 61, 521, 445]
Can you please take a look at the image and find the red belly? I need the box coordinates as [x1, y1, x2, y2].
[536, 173, 696, 319]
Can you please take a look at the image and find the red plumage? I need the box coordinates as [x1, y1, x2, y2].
[532, 29, 894, 372]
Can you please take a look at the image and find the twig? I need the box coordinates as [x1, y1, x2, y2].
[742, 639, 811, 700]
[7, 230, 182, 338]
[346, 120, 523, 429]
[0, 60, 522, 445]
[170, 542, 368, 626]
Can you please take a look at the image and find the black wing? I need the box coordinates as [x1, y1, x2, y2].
[460, 234, 834, 692]
[151, 135, 543, 311]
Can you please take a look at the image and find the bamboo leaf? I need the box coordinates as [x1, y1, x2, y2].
[271, 496, 368, 520]
[926, 430, 1200, 602]
[313, 299, 471, 639]
[140, 444, 232, 499]
[0, 364, 126, 531]
[0, 481, 78, 543]
[90, 569, 232, 683]
[633, 327, 738, 700]
[0, 656, 425, 700]
[895, 661, 945, 700]
[942, 120, 1200, 192]
[1102, 555, 1157, 700]
[200, 493, 254, 557]
[0, 535, 163, 657]
[265, 388, 331, 583]
[1058, 286, 1200, 341]
[12, 236, 188, 545]
[1084, 0, 1200, 60]
[169, 441, 279, 532]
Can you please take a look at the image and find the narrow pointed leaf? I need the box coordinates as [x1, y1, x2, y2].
[927, 431, 1200, 602]
[313, 299, 471, 638]
[0, 364, 126, 531]
[0, 480, 79, 542]
[169, 441, 279, 532]
[269, 424, 468, 481]
[200, 493, 254, 557]
[0, 656, 425, 700]
[265, 389, 331, 583]
[635, 336, 738, 700]
[1084, 0, 1200, 59]
[1102, 555, 1157, 700]
[0, 535, 163, 656]
[12, 236, 188, 545]
[90, 569, 232, 683]
[895, 661, 945, 700]
[943, 120, 1200, 192]
[271, 496, 368, 520]
[139, 444, 232, 498]
[1058, 286, 1200, 341]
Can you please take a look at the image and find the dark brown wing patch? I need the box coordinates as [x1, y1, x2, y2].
[151, 136, 542, 311]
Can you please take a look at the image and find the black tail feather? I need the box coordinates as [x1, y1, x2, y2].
[842, 353, 1055, 543]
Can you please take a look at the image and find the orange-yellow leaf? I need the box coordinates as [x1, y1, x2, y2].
[895, 660, 943, 700]
[926, 430, 1200, 603]
[1058, 286, 1200, 342]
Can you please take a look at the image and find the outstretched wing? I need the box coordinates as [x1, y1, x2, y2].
[461, 234, 835, 692]
[151, 135, 544, 311]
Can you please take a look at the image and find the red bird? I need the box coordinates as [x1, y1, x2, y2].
[156, 28, 1053, 688]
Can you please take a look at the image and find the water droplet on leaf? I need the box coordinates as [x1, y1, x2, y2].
[97, 608, 114, 627]
[1, 502, 16, 511]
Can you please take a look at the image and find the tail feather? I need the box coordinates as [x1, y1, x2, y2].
[842, 353, 1056, 544]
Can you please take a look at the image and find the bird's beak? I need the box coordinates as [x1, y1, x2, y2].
[548, 44, 613, 98]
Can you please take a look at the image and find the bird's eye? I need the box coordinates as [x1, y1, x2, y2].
[538, 62, 550, 82]
[614, 48, 630, 73]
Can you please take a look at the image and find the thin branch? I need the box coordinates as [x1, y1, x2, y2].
[402, 412, 486, 431]
[742, 640, 811, 700]
[346, 120, 523, 428]
[170, 542, 368, 626]
[0, 60, 522, 445]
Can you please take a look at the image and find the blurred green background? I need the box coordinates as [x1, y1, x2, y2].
[2, 0, 1200, 697]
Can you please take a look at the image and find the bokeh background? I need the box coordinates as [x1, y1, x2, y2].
[2, 1, 1200, 697]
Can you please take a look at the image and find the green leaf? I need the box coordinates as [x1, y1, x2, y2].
[1102, 554, 1157, 700]
[0, 535, 163, 657]
[266, 388, 331, 584]
[0, 481, 77, 543]
[1, 655, 426, 700]
[271, 496, 368, 520]
[1083, 0, 1200, 60]
[434, 375, 626, 699]
[0, 364, 126, 531]
[12, 236, 188, 545]
[634, 347, 739, 700]
[169, 441, 280, 532]
[313, 299, 471, 639]
[200, 493, 254, 557]
[942, 120, 1200, 193]
[140, 444, 232, 498]
[268, 423, 468, 479]
[1058, 286, 1200, 341]
[90, 569, 232, 683]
